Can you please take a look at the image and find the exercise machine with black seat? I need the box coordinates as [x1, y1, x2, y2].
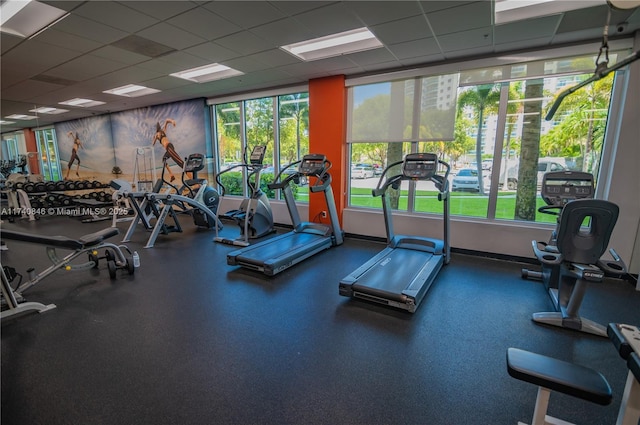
[1, 227, 136, 321]
[526, 198, 626, 336]
[214, 145, 274, 247]
[226, 153, 343, 276]
[522, 171, 597, 287]
[339, 152, 450, 313]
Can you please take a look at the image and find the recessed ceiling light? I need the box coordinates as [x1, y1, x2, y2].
[0, 120, 16, 125]
[29, 106, 69, 114]
[170, 63, 244, 83]
[495, 0, 604, 24]
[103, 84, 161, 97]
[0, 0, 68, 38]
[5, 114, 38, 120]
[281, 27, 383, 61]
[59, 98, 106, 107]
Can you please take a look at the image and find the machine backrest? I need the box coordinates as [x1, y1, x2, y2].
[555, 199, 619, 264]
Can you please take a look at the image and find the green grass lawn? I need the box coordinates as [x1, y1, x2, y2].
[348, 188, 556, 224]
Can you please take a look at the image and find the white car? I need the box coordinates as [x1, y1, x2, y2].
[351, 165, 374, 179]
[452, 168, 481, 192]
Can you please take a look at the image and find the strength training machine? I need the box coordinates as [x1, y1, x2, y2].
[522, 171, 627, 336]
[227, 153, 343, 276]
[214, 145, 274, 247]
[1, 227, 135, 321]
[339, 153, 450, 313]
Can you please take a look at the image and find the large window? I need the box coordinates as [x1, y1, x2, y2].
[212, 91, 309, 201]
[347, 50, 622, 224]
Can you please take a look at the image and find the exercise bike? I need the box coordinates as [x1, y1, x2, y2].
[522, 170, 627, 336]
[214, 145, 275, 247]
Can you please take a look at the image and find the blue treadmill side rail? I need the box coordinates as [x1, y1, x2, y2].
[339, 242, 445, 313]
[227, 231, 333, 276]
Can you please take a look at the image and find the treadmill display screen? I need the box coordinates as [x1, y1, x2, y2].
[403, 153, 437, 179]
[299, 154, 327, 175]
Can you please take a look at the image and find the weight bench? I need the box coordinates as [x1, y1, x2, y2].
[1, 227, 135, 296]
[506, 347, 612, 425]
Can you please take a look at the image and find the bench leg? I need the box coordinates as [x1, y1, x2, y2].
[523, 387, 576, 425]
[616, 371, 640, 425]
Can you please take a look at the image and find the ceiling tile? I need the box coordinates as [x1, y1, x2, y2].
[556, 5, 611, 33]
[293, 3, 362, 37]
[346, 48, 398, 67]
[419, 1, 477, 14]
[184, 42, 242, 63]
[495, 15, 561, 45]
[426, 2, 491, 36]
[215, 31, 275, 56]
[203, 2, 285, 29]
[246, 49, 301, 68]
[137, 23, 207, 50]
[344, 1, 423, 26]
[166, 7, 242, 40]
[269, 1, 334, 16]
[386, 38, 441, 60]
[90, 46, 153, 65]
[250, 18, 315, 46]
[0, 34, 21, 54]
[371, 15, 433, 45]
[120, 1, 199, 20]
[223, 56, 270, 74]
[45, 55, 130, 82]
[1, 80, 67, 102]
[52, 14, 128, 44]
[35, 28, 102, 54]
[437, 26, 493, 53]
[73, 1, 158, 33]
[1, 40, 82, 79]
[399, 53, 446, 66]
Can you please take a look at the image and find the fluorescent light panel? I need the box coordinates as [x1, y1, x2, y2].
[281, 27, 383, 61]
[0, 0, 68, 38]
[59, 98, 106, 107]
[103, 84, 160, 97]
[29, 106, 69, 114]
[5, 114, 38, 120]
[495, 0, 605, 24]
[170, 63, 243, 83]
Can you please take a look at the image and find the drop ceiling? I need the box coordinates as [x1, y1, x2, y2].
[1, 1, 638, 133]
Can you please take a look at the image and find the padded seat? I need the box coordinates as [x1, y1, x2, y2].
[1, 227, 119, 250]
[507, 348, 612, 425]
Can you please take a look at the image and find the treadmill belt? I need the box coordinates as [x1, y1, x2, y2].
[351, 248, 440, 300]
[234, 232, 327, 264]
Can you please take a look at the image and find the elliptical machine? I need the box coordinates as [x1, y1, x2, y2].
[214, 145, 274, 246]
[164, 153, 221, 229]
[522, 170, 627, 336]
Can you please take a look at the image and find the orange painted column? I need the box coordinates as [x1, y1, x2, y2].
[23, 129, 40, 174]
[308, 75, 347, 227]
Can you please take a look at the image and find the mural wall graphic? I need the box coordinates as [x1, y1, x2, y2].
[54, 98, 207, 187]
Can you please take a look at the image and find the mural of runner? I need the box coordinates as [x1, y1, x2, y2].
[152, 118, 184, 182]
[65, 131, 84, 179]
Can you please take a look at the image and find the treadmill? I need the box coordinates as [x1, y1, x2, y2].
[339, 153, 451, 313]
[226, 154, 344, 276]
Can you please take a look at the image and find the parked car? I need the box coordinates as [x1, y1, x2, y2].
[452, 168, 481, 192]
[351, 164, 374, 179]
[498, 158, 567, 190]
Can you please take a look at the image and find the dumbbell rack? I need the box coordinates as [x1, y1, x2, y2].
[6, 180, 113, 221]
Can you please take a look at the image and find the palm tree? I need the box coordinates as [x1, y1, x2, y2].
[456, 84, 500, 195]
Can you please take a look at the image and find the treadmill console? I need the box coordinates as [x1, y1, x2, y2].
[298, 154, 327, 176]
[249, 145, 266, 165]
[402, 153, 438, 179]
[541, 171, 594, 206]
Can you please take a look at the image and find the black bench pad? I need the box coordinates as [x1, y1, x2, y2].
[507, 348, 612, 406]
[1, 228, 119, 250]
[629, 352, 640, 382]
